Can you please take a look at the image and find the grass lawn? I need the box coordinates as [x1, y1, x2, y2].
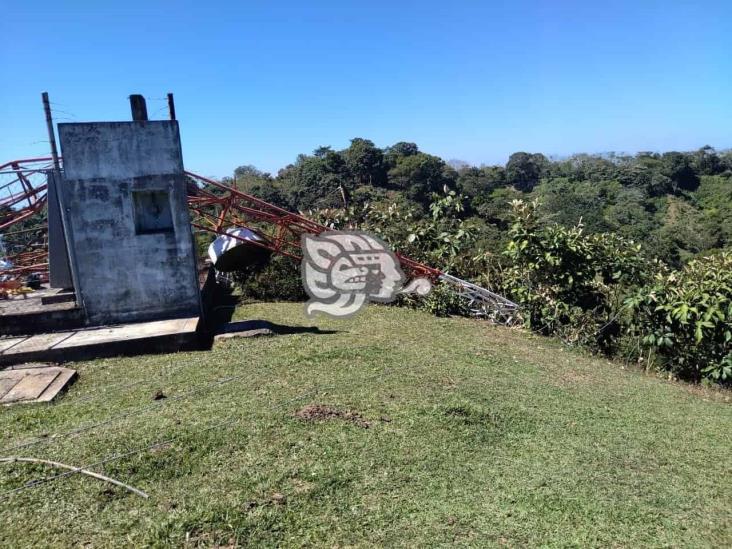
[0, 302, 730, 547]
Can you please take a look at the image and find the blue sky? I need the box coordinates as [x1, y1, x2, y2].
[1, 1, 730, 176]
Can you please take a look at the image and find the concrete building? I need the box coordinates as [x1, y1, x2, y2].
[53, 115, 201, 325]
[0, 96, 208, 365]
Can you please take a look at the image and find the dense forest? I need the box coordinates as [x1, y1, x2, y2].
[220, 141, 732, 385]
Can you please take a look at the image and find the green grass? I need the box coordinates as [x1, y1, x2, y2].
[1, 303, 730, 547]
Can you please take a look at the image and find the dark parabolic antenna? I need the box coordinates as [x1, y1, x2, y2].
[207, 228, 271, 272]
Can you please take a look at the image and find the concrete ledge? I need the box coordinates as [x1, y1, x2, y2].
[0, 306, 84, 337]
[40, 289, 76, 305]
[0, 287, 84, 337]
[0, 317, 201, 367]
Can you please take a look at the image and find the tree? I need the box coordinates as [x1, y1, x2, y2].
[647, 173, 674, 196]
[692, 146, 721, 176]
[661, 152, 699, 192]
[233, 165, 266, 179]
[384, 142, 420, 171]
[344, 138, 385, 186]
[387, 142, 419, 158]
[549, 154, 619, 182]
[313, 146, 333, 158]
[457, 166, 506, 201]
[276, 149, 350, 210]
[504, 199, 648, 349]
[532, 178, 614, 234]
[387, 152, 453, 205]
[506, 152, 547, 192]
[720, 150, 732, 173]
[628, 252, 732, 383]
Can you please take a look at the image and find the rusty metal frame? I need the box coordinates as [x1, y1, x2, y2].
[0, 158, 52, 280]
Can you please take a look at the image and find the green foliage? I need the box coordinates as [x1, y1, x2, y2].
[220, 141, 732, 384]
[661, 151, 700, 192]
[398, 281, 469, 317]
[0, 207, 47, 281]
[384, 141, 419, 161]
[294, 189, 493, 317]
[386, 152, 452, 205]
[276, 149, 351, 210]
[692, 145, 723, 175]
[603, 187, 656, 243]
[695, 175, 732, 249]
[627, 252, 732, 383]
[241, 143, 728, 273]
[532, 178, 616, 233]
[506, 152, 548, 192]
[502, 199, 647, 349]
[308, 187, 481, 275]
[343, 138, 385, 186]
[549, 153, 619, 182]
[652, 197, 718, 266]
[456, 165, 506, 198]
[233, 254, 306, 302]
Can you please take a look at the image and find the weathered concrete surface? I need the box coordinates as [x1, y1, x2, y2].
[59, 122, 184, 180]
[47, 171, 73, 289]
[0, 288, 83, 336]
[40, 288, 75, 305]
[57, 121, 201, 325]
[0, 365, 77, 405]
[0, 317, 200, 367]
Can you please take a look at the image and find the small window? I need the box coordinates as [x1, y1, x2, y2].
[133, 190, 174, 234]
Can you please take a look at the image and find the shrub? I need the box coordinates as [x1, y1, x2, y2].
[397, 281, 469, 317]
[627, 252, 732, 383]
[502, 199, 649, 350]
[233, 254, 306, 302]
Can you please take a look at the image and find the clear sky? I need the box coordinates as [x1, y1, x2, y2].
[1, 1, 730, 177]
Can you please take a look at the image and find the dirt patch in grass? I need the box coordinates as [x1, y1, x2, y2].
[550, 368, 594, 388]
[443, 405, 500, 427]
[295, 404, 371, 428]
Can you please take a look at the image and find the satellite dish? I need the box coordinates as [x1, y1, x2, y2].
[207, 228, 270, 272]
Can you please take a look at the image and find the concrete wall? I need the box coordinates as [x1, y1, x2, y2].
[61, 122, 184, 180]
[47, 171, 73, 289]
[57, 121, 200, 325]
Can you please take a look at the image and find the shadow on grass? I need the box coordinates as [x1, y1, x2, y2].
[221, 319, 340, 336]
[199, 271, 342, 350]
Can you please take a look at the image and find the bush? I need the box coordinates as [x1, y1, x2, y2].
[502, 200, 649, 350]
[397, 281, 469, 317]
[627, 252, 732, 383]
[233, 254, 306, 302]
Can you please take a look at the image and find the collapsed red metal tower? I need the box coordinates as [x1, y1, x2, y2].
[0, 158, 442, 281]
[185, 171, 443, 282]
[0, 158, 53, 279]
